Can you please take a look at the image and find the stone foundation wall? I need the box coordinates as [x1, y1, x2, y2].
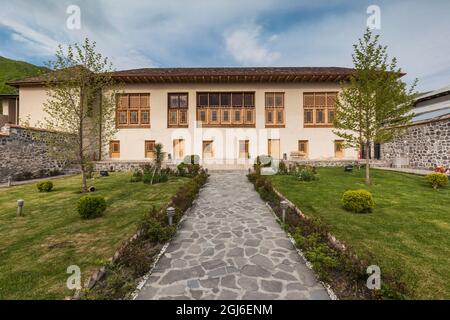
[381, 119, 450, 170]
[285, 159, 387, 167]
[0, 124, 74, 183]
[94, 159, 387, 172]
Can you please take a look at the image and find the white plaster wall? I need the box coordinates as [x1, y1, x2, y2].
[18, 86, 48, 125]
[19, 82, 359, 162]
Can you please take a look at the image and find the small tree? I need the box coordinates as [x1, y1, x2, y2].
[150, 143, 165, 185]
[42, 38, 118, 192]
[334, 29, 417, 185]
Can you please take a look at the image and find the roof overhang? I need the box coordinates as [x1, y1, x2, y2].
[7, 67, 358, 87]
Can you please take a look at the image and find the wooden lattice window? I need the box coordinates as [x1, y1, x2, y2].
[168, 93, 189, 127]
[196, 92, 254, 127]
[303, 92, 337, 127]
[116, 93, 150, 128]
[265, 92, 285, 127]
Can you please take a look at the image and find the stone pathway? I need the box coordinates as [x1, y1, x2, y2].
[135, 171, 329, 300]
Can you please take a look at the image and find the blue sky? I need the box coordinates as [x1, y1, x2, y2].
[1, 0, 449, 92]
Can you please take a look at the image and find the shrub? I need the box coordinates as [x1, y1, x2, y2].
[425, 173, 448, 189]
[142, 173, 152, 184]
[152, 173, 169, 184]
[130, 169, 143, 182]
[37, 180, 53, 192]
[342, 189, 374, 213]
[143, 218, 176, 243]
[277, 161, 288, 175]
[293, 166, 317, 181]
[177, 163, 200, 177]
[77, 195, 107, 219]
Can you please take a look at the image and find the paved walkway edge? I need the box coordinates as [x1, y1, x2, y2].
[263, 202, 337, 300]
[130, 200, 198, 300]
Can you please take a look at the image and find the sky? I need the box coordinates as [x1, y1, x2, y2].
[0, 0, 449, 92]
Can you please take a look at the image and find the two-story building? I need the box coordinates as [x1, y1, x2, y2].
[8, 67, 359, 166]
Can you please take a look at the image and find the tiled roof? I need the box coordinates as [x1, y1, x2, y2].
[7, 66, 356, 86]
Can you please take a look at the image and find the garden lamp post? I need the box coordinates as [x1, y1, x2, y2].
[280, 200, 288, 223]
[17, 199, 24, 217]
[166, 206, 175, 226]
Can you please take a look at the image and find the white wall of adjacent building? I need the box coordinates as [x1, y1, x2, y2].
[18, 82, 359, 162]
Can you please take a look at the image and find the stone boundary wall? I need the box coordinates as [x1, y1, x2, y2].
[381, 118, 450, 169]
[0, 124, 73, 183]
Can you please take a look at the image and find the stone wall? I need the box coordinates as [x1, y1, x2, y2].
[381, 118, 450, 169]
[0, 124, 74, 183]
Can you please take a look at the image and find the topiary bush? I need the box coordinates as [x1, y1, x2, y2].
[342, 189, 374, 213]
[425, 173, 448, 189]
[37, 180, 53, 192]
[77, 195, 107, 219]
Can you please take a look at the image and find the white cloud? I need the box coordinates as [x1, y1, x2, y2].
[225, 24, 280, 65]
[0, 0, 449, 91]
[1, 17, 60, 55]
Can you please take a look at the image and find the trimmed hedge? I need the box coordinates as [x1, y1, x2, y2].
[77, 195, 107, 219]
[342, 189, 374, 213]
[37, 181, 53, 192]
[425, 173, 448, 189]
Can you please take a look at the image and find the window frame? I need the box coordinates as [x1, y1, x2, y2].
[196, 92, 255, 127]
[168, 93, 189, 128]
[116, 93, 151, 129]
[144, 140, 156, 159]
[303, 92, 337, 128]
[265, 92, 285, 128]
[298, 140, 309, 156]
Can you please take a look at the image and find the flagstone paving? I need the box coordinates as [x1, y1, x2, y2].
[135, 171, 329, 300]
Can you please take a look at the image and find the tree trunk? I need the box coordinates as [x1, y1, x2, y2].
[365, 141, 371, 185]
[81, 164, 88, 193]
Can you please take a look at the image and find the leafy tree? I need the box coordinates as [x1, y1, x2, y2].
[42, 38, 119, 192]
[334, 29, 417, 185]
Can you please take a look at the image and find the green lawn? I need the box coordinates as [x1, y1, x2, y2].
[0, 173, 188, 299]
[269, 168, 450, 299]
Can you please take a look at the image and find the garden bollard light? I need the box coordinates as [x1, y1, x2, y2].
[280, 200, 288, 223]
[17, 199, 24, 217]
[167, 206, 175, 226]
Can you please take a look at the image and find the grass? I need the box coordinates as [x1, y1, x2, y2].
[0, 173, 188, 299]
[269, 168, 450, 299]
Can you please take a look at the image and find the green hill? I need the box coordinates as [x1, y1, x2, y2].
[0, 56, 48, 94]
